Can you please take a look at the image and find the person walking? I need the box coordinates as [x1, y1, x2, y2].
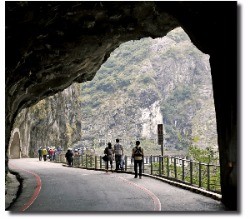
[65, 148, 74, 166]
[38, 147, 42, 161]
[49, 148, 55, 161]
[132, 141, 144, 179]
[114, 139, 123, 171]
[104, 142, 114, 172]
[42, 147, 48, 161]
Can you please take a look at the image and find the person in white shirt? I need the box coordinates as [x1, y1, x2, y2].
[114, 139, 124, 171]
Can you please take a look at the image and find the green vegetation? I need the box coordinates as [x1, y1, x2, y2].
[161, 85, 196, 150]
[188, 145, 219, 165]
[150, 154, 220, 192]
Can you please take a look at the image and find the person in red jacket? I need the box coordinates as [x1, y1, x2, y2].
[49, 148, 55, 161]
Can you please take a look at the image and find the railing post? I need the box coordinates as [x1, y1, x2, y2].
[174, 157, 177, 179]
[90, 155, 93, 168]
[182, 159, 185, 181]
[162, 156, 165, 175]
[100, 155, 102, 169]
[80, 154, 82, 167]
[166, 156, 169, 177]
[86, 154, 88, 169]
[158, 156, 162, 176]
[199, 162, 202, 187]
[190, 160, 193, 185]
[207, 164, 210, 191]
[150, 155, 153, 175]
[95, 156, 97, 169]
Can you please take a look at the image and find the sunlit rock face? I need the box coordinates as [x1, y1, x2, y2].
[140, 101, 163, 139]
[12, 83, 82, 156]
[5, 1, 237, 210]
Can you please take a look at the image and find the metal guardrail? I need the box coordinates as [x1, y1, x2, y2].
[148, 156, 221, 193]
[55, 153, 221, 194]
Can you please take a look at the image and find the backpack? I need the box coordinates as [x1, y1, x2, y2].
[134, 147, 143, 156]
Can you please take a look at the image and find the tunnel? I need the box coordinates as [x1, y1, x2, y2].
[5, 2, 237, 210]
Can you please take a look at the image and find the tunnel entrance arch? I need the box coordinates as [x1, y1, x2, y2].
[9, 128, 21, 159]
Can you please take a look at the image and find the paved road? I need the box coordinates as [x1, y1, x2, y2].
[8, 158, 225, 212]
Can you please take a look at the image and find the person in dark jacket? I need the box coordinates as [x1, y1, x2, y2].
[104, 142, 114, 172]
[65, 149, 74, 166]
[38, 147, 42, 161]
[132, 141, 144, 179]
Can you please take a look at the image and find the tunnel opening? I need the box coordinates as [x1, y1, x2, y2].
[12, 27, 220, 193]
[9, 130, 21, 159]
[80, 27, 219, 161]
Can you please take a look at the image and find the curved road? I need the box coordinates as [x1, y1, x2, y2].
[8, 158, 224, 212]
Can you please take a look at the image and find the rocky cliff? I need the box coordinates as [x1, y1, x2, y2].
[80, 27, 218, 155]
[12, 83, 82, 156]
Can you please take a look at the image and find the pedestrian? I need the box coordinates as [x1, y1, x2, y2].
[49, 148, 55, 161]
[38, 147, 42, 161]
[42, 147, 48, 161]
[114, 139, 123, 171]
[132, 141, 144, 179]
[104, 142, 114, 172]
[65, 148, 74, 166]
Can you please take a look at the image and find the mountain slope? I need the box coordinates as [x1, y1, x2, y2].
[80, 27, 218, 155]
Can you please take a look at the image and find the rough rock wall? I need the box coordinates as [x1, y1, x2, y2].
[12, 83, 82, 157]
[140, 101, 163, 139]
